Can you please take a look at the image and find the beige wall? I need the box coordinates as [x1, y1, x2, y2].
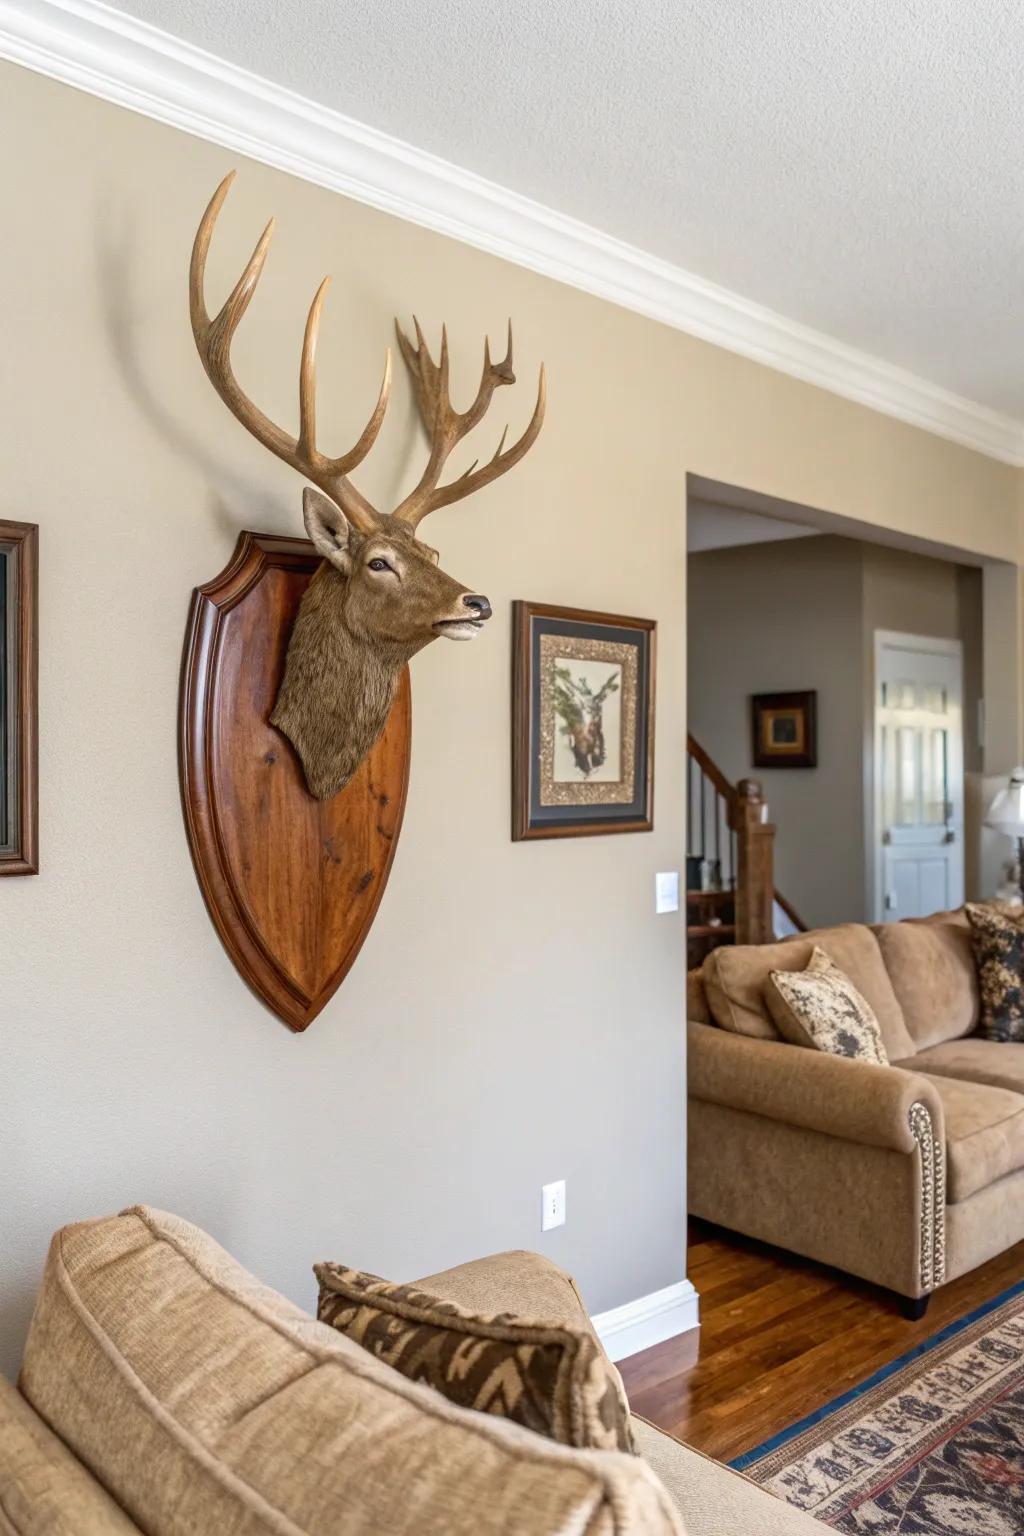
[1, 61, 1021, 1376]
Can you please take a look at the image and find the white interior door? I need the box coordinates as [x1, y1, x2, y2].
[874, 632, 964, 922]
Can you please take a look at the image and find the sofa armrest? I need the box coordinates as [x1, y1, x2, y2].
[688, 1021, 944, 1154]
[412, 1250, 593, 1335]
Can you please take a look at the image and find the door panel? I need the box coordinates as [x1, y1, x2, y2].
[875, 633, 964, 922]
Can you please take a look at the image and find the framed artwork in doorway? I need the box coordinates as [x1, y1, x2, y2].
[0, 519, 38, 876]
[512, 600, 655, 840]
[751, 690, 817, 769]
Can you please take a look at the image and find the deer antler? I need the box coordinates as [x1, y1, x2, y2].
[189, 172, 390, 532]
[391, 318, 545, 528]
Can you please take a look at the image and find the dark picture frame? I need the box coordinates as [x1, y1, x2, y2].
[751, 690, 817, 769]
[0, 520, 38, 876]
[512, 600, 655, 840]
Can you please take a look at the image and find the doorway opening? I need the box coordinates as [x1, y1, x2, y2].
[685, 474, 1020, 944]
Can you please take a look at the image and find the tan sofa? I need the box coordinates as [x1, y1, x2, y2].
[0, 1206, 828, 1534]
[689, 908, 1024, 1316]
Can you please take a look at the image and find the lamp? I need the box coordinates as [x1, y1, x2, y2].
[985, 768, 1024, 903]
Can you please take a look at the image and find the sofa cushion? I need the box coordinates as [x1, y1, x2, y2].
[927, 1076, 1024, 1203]
[874, 919, 980, 1050]
[895, 1038, 1024, 1097]
[911, 907, 970, 929]
[765, 947, 888, 1063]
[18, 1208, 683, 1536]
[0, 1374, 142, 1534]
[966, 903, 1024, 1041]
[314, 1261, 634, 1453]
[702, 924, 915, 1058]
[631, 1417, 832, 1535]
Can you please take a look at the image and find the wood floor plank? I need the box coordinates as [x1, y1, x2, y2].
[620, 1219, 1024, 1462]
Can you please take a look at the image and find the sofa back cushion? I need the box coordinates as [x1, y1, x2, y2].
[0, 1374, 143, 1534]
[18, 1208, 681, 1536]
[702, 923, 916, 1059]
[874, 917, 980, 1050]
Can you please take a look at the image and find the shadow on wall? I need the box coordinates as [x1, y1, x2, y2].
[93, 190, 425, 539]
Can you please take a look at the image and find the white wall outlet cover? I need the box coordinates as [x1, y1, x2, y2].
[541, 1179, 566, 1232]
[655, 871, 680, 913]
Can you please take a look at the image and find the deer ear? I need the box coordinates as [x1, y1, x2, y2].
[303, 487, 353, 573]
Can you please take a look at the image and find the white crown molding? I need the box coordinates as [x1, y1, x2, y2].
[3, 0, 1023, 466]
[592, 1279, 699, 1363]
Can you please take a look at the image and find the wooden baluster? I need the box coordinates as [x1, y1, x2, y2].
[735, 778, 776, 944]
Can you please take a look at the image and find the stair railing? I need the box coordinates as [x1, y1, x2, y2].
[687, 735, 804, 944]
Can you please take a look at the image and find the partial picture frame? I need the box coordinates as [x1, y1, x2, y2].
[0, 520, 38, 876]
[751, 690, 817, 770]
[512, 600, 655, 840]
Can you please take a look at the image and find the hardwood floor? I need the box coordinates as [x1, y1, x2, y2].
[620, 1219, 1024, 1463]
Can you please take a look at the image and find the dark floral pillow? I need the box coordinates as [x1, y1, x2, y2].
[966, 903, 1024, 1041]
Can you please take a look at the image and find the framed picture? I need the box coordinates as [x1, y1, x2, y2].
[1, 520, 38, 876]
[512, 600, 655, 840]
[751, 690, 817, 769]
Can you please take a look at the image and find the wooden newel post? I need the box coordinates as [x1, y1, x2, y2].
[735, 778, 775, 945]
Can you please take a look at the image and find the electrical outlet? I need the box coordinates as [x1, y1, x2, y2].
[541, 1179, 566, 1232]
[655, 871, 679, 914]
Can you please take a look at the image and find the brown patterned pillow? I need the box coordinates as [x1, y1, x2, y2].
[765, 946, 889, 1063]
[966, 902, 1024, 1041]
[314, 1263, 635, 1454]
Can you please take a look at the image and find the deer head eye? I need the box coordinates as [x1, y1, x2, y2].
[367, 557, 391, 573]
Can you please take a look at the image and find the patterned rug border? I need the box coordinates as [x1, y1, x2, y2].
[730, 1276, 1024, 1475]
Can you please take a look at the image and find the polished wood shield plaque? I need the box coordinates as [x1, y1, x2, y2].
[179, 532, 410, 1031]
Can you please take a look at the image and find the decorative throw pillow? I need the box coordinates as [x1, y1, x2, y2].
[966, 902, 1024, 1041]
[765, 946, 889, 1063]
[314, 1263, 635, 1454]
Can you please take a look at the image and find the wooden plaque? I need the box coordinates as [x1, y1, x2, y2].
[180, 532, 411, 1031]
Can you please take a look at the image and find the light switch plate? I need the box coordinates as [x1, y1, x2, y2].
[655, 871, 680, 914]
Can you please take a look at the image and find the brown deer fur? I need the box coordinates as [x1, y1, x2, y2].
[189, 174, 544, 800]
[270, 491, 479, 800]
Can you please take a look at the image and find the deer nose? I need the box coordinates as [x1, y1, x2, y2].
[462, 594, 492, 620]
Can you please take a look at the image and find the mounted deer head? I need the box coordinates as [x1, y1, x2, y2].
[190, 172, 545, 800]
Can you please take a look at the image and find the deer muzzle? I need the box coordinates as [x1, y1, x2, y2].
[433, 593, 492, 641]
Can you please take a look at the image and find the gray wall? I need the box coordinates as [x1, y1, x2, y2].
[689, 537, 984, 928]
[688, 537, 866, 927]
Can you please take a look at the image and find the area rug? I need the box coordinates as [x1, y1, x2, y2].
[732, 1279, 1024, 1534]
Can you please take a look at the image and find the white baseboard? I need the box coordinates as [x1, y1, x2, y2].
[591, 1279, 700, 1363]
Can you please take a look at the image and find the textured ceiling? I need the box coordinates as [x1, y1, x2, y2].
[106, 0, 1024, 417]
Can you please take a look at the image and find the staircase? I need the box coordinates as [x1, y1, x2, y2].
[686, 734, 806, 969]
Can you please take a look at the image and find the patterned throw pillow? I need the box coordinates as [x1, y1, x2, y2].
[315, 1263, 635, 1454]
[966, 902, 1024, 1041]
[765, 946, 889, 1064]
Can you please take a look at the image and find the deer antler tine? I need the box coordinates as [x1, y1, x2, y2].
[331, 348, 393, 471]
[188, 173, 387, 532]
[504, 320, 513, 371]
[393, 353, 545, 526]
[298, 275, 330, 458]
[189, 171, 236, 333]
[213, 218, 276, 343]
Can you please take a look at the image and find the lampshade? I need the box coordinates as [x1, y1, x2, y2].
[985, 768, 1024, 836]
